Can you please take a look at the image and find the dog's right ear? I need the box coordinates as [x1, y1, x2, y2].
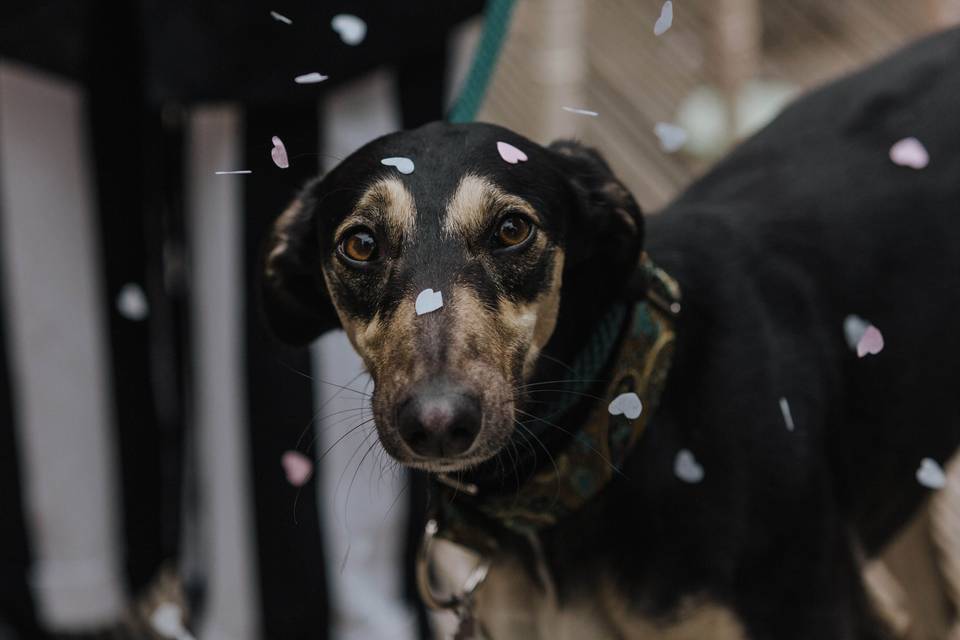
[260, 197, 341, 345]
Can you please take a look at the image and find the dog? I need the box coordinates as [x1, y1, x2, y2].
[260, 28, 960, 639]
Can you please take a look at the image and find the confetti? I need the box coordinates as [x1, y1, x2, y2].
[150, 602, 195, 640]
[674, 448, 704, 484]
[380, 156, 415, 174]
[562, 106, 599, 117]
[496, 141, 528, 164]
[844, 315, 884, 357]
[331, 14, 367, 46]
[779, 397, 795, 431]
[281, 451, 314, 487]
[415, 288, 443, 316]
[654, 122, 688, 153]
[270, 10, 292, 25]
[608, 392, 643, 420]
[295, 72, 329, 84]
[889, 137, 929, 169]
[214, 170, 252, 175]
[654, 1, 673, 36]
[916, 457, 946, 489]
[116, 283, 148, 321]
[271, 136, 289, 169]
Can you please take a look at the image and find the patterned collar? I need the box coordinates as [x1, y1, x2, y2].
[430, 254, 681, 555]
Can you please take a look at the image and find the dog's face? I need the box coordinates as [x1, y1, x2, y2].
[262, 122, 642, 472]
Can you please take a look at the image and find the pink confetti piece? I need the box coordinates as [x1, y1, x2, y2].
[281, 451, 314, 487]
[214, 170, 252, 175]
[889, 137, 929, 169]
[270, 10, 292, 25]
[271, 136, 289, 169]
[562, 106, 599, 117]
[856, 325, 884, 358]
[331, 14, 367, 45]
[295, 72, 328, 84]
[496, 141, 528, 164]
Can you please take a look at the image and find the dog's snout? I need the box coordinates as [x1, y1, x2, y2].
[397, 385, 481, 458]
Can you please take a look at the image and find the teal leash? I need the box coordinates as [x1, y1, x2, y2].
[447, 0, 518, 123]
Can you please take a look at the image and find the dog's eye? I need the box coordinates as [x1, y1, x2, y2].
[339, 228, 378, 263]
[495, 214, 533, 249]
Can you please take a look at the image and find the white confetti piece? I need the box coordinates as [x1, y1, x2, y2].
[214, 170, 252, 175]
[654, 1, 673, 36]
[608, 392, 643, 420]
[562, 106, 599, 117]
[779, 397, 795, 431]
[380, 156, 415, 174]
[116, 283, 148, 321]
[889, 137, 929, 169]
[270, 10, 292, 25]
[415, 288, 443, 316]
[654, 122, 688, 153]
[917, 457, 946, 489]
[331, 14, 367, 46]
[295, 72, 328, 84]
[674, 448, 704, 484]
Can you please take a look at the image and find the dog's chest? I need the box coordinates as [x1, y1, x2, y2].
[470, 556, 747, 640]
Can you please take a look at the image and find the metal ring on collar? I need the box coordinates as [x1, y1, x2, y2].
[416, 519, 491, 611]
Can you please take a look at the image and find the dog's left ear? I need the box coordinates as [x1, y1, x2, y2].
[548, 140, 644, 288]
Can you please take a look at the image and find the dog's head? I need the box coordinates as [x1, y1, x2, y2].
[262, 122, 642, 472]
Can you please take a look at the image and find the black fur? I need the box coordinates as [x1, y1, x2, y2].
[262, 28, 960, 638]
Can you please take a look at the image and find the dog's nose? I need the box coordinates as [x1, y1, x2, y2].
[397, 386, 481, 458]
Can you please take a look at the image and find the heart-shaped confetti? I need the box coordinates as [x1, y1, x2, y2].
[779, 397, 795, 431]
[654, 1, 673, 36]
[497, 141, 528, 164]
[608, 392, 643, 420]
[856, 325, 884, 357]
[654, 122, 688, 153]
[562, 106, 599, 117]
[281, 451, 314, 487]
[916, 457, 946, 489]
[889, 137, 929, 169]
[116, 283, 149, 321]
[270, 10, 292, 25]
[331, 14, 367, 46]
[415, 288, 444, 316]
[295, 72, 328, 84]
[674, 448, 704, 484]
[380, 156, 415, 175]
[843, 314, 884, 357]
[271, 136, 289, 169]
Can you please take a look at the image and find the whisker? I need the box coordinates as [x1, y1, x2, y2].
[514, 408, 626, 478]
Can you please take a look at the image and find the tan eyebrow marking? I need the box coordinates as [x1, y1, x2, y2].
[443, 174, 539, 239]
[336, 177, 417, 246]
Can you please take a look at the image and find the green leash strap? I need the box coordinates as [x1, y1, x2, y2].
[448, 0, 518, 123]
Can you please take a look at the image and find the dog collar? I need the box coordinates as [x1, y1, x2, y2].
[430, 254, 681, 554]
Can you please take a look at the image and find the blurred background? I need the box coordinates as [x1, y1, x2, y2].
[1, 1, 959, 639]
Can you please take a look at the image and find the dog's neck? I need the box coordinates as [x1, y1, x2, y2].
[436, 256, 681, 535]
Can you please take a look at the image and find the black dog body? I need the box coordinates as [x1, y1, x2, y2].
[262, 29, 960, 639]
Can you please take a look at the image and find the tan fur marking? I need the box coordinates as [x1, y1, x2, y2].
[468, 555, 747, 640]
[335, 177, 416, 247]
[443, 174, 540, 239]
